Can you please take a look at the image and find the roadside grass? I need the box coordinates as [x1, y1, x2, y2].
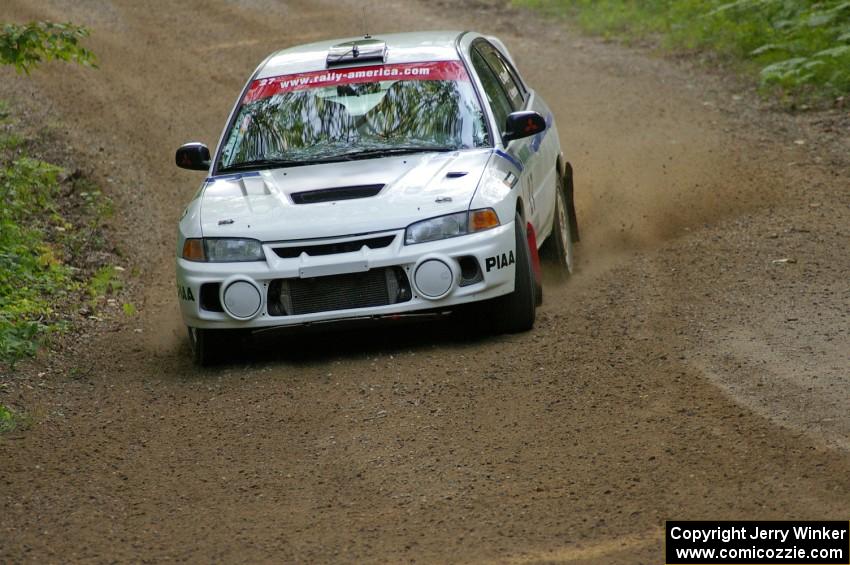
[516, 0, 850, 103]
[0, 154, 74, 362]
[1, 20, 101, 432]
[0, 101, 119, 369]
[0, 403, 30, 433]
[88, 265, 123, 302]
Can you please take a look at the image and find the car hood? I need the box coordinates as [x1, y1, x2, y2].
[199, 149, 492, 241]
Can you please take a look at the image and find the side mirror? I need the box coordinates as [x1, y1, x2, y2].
[502, 111, 547, 144]
[175, 142, 211, 171]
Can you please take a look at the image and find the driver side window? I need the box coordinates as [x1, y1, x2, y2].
[470, 48, 513, 140]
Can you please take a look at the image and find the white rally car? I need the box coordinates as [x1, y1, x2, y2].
[175, 31, 578, 365]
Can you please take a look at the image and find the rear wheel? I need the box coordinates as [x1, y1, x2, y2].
[540, 169, 575, 278]
[490, 213, 537, 334]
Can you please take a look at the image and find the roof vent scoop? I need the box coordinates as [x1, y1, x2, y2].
[326, 38, 387, 67]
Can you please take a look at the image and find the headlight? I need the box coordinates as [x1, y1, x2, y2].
[405, 212, 467, 245]
[404, 208, 500, 245]
[181, 238, 264, 262]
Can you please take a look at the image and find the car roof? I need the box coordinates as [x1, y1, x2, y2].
[256, 31, 467, 79]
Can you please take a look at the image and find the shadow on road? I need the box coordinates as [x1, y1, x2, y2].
[221, 311, 496, 367]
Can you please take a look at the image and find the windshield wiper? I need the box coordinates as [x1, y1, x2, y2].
[339, 146, 458, 160]
[219, 146, 458, 172]
[219, 159, 310, 172]
[218, 155, 348, 172]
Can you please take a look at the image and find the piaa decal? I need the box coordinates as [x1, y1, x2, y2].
[178, 285, 195, 302]
[485, 251, 515, 272]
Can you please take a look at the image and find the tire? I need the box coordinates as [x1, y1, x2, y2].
[188, 326, 242, 366]
[490, 213, 537, 334]
[540, 168, 575, 279]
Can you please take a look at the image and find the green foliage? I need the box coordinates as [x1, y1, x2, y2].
[0, 403, 16, 432]
[0, 153, 78, 366]
[0, 318, 40, 362]
[0, 21, 97, 74]
[0, 105, 115, 367]
[0, 131, 22, 151]
[88, 265, 122, 298]
[0, 403, 30, 433]
[64, 177, 114, 262]
[0, 22, 102, 371]
[517, 0, 850, 98]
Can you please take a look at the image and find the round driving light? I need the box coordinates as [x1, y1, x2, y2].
[222, 280, 262, 319]
[414, 259, 453, 299]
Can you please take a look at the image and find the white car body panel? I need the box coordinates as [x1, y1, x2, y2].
[195, 150, 491, 242]
[177, 222, 517, 329]
[257, 31, 464, 79]
[176, 31, 570, 332]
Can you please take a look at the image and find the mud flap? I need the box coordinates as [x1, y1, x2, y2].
[526, 222, 543, 306]
[564, 162, 580, 243]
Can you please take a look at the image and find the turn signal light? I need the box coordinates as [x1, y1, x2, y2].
[182, 238, 205, 261]
[469, 208, 500, 232]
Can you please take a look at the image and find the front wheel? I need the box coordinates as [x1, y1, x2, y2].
[188, 326, 246, 366]
[489, 213, 537, 334]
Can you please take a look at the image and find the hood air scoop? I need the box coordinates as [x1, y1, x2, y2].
[290, 184, 385, 205]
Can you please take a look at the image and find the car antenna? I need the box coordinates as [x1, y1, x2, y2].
[361, 6, 370, 39]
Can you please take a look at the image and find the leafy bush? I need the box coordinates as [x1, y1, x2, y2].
[0, 403, 16, 432]
[0, 21, 101, 367]
[518, 0, 850, 98]
[0, 21, 97, 74]
[88, 265, 123, 299]
[0, 110, 118, 367]
[0, 403, 29, 433]
[0, 156, 77, 365]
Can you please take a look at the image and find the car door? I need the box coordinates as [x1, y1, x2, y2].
[469, 40, 546, 233]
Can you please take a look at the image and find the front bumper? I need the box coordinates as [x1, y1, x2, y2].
[176, 222, 517, 329]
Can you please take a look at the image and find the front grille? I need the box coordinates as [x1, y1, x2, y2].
[272, 235, 395, 259]
[267, 267, 411, 316]
[290, 184, 384, 204]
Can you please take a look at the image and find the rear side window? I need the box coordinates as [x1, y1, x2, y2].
[474, 41, 526, 110]
[470, 48, 513, 135]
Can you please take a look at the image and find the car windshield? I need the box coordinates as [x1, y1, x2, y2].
[218, 61, 490, 171]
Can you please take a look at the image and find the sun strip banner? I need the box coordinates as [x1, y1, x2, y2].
[243, 61, 470, 103]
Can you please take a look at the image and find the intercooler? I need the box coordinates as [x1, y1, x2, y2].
[267, 267, 411, 316]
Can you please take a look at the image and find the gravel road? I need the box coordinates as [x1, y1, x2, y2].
[2, 0, 848, 562]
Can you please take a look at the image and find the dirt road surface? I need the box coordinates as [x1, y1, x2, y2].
[2, 0, 849, 562]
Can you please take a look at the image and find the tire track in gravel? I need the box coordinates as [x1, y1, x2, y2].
[2, 0, 849, 562]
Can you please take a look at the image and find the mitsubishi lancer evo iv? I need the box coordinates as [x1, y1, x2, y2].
[175, 31, 579, 365]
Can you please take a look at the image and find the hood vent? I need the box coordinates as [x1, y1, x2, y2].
[291, 184, 384, 205]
